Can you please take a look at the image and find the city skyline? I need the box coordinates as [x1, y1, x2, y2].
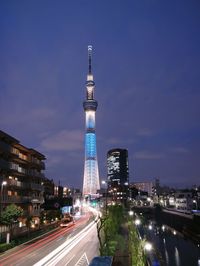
[0, 1, 200, 188]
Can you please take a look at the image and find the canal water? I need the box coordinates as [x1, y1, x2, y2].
[138, 221, 200, 266]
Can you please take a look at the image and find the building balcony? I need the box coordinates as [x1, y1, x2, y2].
[27, 183, 44, 192]
[28, 170, 45, 179]
[5, 180, 44, 192]
[2, 196, 24, 203]
[7, 179, 23, 188]
[30, 159, 45, 170]
[9, 162, 27, 175]
[12, 155, 29, 165]
[2, 195, 44, 204]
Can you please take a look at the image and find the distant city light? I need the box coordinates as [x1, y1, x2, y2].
[173, 230, 177, 235]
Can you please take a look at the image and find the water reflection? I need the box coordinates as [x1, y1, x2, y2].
[174, 247, 180, 266]
[164, 248, 169, 265]
[138, 221, 200, 266]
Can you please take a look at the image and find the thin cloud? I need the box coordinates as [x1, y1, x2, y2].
[134, 150, 165, 160]
[40, 129, 83, 151]
[0, 107, 57, 126]
[169, 147, 189, 154]
[136, 128, 155, 137]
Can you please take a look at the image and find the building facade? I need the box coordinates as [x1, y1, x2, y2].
[132, 181, 154, 196]
[0, 130, 45, 226]
[107, 148, 129, 203]
[82, 46, 100, 196]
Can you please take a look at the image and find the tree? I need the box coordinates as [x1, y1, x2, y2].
[1, 204, 23, 242]
[96, 205, 124, 256]
[26, 215, 33, 237]
[96, 216, 108, 255]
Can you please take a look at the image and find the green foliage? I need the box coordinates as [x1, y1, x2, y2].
[0, 241, 15, 252]
[128, 221, 146, 266]
[40, 210, 61, 224]
[1, 204, 23, 226]
[97, 205, 125, 256]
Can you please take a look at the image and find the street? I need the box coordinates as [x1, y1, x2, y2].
[0, 212, 99, 266]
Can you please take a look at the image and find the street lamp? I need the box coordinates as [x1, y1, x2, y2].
[148, 224, 153, 230]
[129, 210, 134, 216]
[144, 242, 153, 252]
[0, 181, 7, 218]
[135, 218, 141, 225]
[102, 180, 108, 215]
[193, 200, 197, 210]
[0, 180, 7, 244]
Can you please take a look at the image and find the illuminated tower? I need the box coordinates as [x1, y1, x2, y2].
[82, 45, 100, 196]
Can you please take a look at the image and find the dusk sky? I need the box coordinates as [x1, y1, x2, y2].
[0, 1, 200, 189]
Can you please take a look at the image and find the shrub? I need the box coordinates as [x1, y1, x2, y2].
[0, 241, 15, 253]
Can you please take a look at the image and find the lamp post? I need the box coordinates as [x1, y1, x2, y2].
[0, 180, 7, 241]
[102, 180, 108, 215]
[193, 200, 197, 210]
[0, 181, 7, 219]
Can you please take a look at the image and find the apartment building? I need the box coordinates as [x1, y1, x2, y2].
[0, 130, 45, 226]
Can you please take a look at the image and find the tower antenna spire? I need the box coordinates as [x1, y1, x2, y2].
[83, 45, 100, 196]
[88, 45, 92, 74]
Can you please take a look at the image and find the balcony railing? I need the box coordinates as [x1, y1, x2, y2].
[2, 196, 24, 203]
[7, 179, 23, 187]
[28, 170, 45, 178]
[2, 196, 44, 204]
[11, 147, 19, 156]
[5, 180, 44, 192]
[30, 158, 45, 169]
[28, 183, 44, 191]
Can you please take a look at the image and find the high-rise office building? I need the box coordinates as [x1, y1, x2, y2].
[82, 46, 100, 196]
[107, 148, 129, 202]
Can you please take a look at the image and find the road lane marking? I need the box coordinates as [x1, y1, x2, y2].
[33, 220, 97, 266]
[75, 253, 89, 266]
[64, 254, 75, 266]
[85, 253, 89, 265]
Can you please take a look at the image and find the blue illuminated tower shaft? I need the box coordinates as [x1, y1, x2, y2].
[83, 46, 100, 196]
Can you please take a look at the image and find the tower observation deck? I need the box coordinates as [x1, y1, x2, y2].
[82, 46, 100, 196]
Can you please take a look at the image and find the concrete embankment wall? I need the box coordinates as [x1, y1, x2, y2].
[160, 210, 200, 242]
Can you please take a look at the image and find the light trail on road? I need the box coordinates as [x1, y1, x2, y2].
[33, 220, 96, 266]
[0, 214, 91, 266]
